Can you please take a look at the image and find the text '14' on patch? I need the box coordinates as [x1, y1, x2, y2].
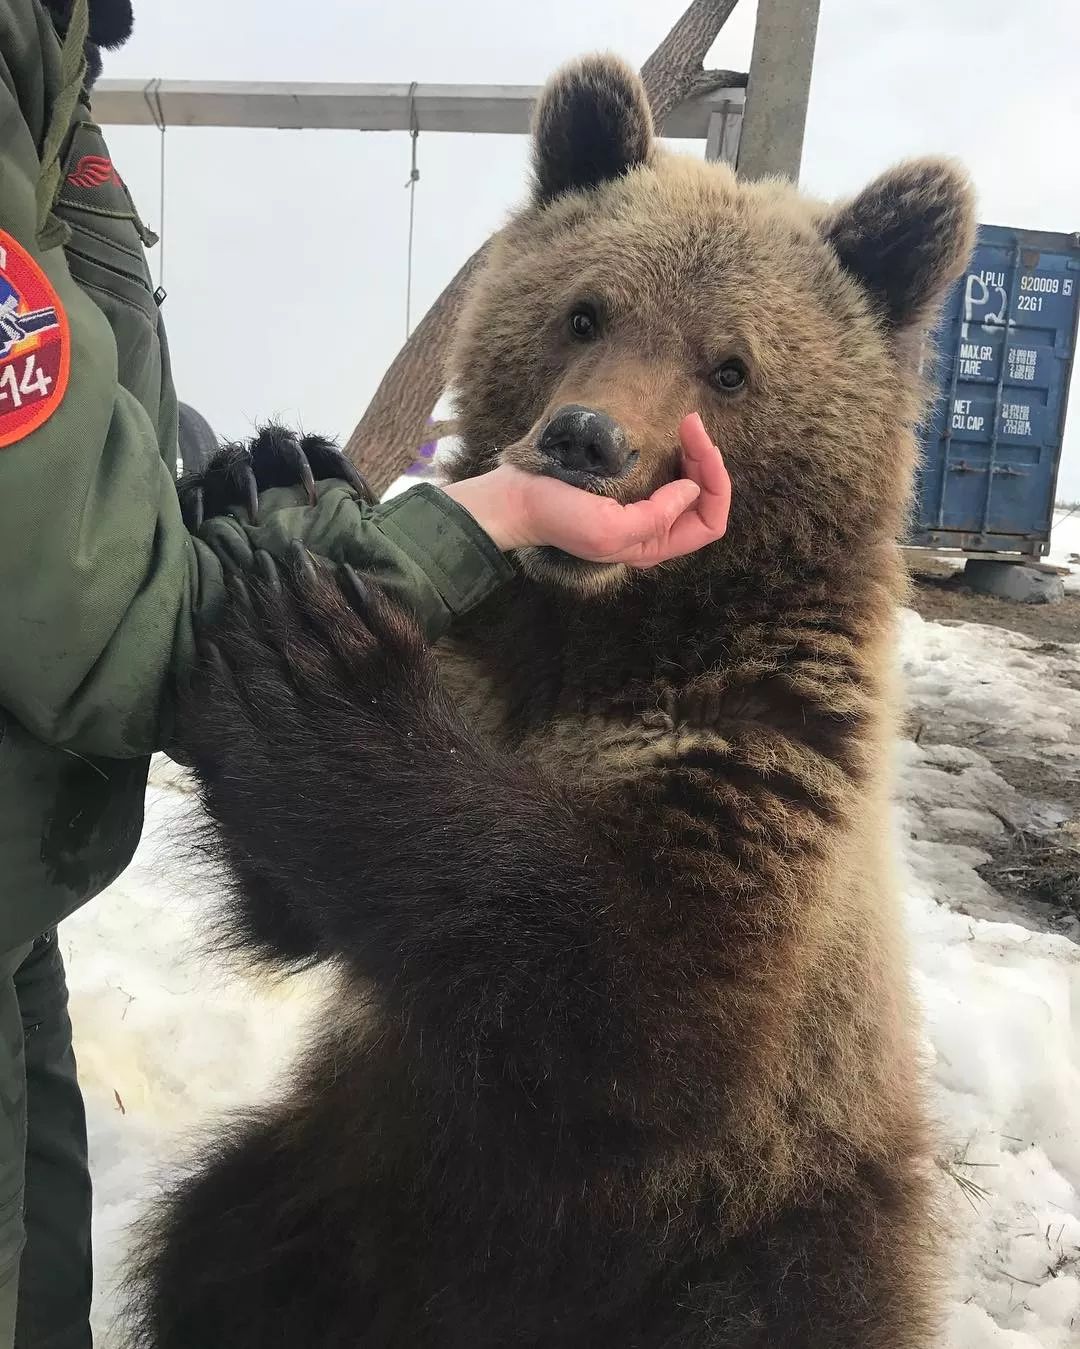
[0, 229, 70, 448]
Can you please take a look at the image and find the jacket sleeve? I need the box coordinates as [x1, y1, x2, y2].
[198, 481, 511, 646]
[0, 5, 508, 761]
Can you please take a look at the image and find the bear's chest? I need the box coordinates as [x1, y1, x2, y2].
[434, 641, 510, 739]
[433, 639, 686, 786]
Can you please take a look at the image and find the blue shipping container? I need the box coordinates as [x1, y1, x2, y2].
[908, 224, 1080, 556]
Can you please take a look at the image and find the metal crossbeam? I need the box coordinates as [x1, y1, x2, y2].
[92, 79, 745, 145]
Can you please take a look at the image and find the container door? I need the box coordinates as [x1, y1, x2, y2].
[911, 226, 1080, 549]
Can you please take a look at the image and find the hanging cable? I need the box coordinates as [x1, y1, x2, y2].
[404, 81, 420, 339]
[143, 78, 167, 291]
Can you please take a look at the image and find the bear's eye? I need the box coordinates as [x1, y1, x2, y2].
[710, 359, 747, 392]
[569, 306, 598, 341]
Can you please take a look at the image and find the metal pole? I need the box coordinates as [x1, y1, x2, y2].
[736, 0, 821, 182]
[90, 79, 745, 142]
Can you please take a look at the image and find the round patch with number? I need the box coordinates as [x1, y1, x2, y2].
[0, 229, 70, 448]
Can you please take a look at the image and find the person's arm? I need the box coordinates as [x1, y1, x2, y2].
[195, 471, 513, 653]
[191, 412, 731, 634]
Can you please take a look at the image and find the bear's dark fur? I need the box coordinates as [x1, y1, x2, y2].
[127, 54, 976, 1349]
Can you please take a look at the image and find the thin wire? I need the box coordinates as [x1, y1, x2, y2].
[143, 79, 167, 289]
[404, 82, 420, 338]
[157, 119, 167, 288]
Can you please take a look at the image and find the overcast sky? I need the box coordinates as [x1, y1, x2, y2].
[99, 0, 1080, 498]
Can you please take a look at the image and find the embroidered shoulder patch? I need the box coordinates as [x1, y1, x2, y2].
[67, 154, 123, 190]
[0, 230, 70, 448]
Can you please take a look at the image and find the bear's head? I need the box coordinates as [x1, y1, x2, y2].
[448, 55, 976, 597]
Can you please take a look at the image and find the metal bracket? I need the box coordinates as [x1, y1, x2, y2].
[704, 102, 742, 166]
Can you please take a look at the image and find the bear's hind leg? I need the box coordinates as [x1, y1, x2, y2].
[125, 1112, 385, 1349]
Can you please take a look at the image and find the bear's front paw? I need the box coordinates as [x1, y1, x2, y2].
[178, 426, 376, 532]
[188, 546, 437, 759]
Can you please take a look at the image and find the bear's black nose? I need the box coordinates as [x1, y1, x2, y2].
[538, 405, 632, 480]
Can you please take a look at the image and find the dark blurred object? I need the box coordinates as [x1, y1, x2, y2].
[177, 402, 217, 478]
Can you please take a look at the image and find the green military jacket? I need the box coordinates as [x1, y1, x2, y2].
[0, 0, 509, 952]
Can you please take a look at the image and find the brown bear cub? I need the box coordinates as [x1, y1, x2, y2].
[129, 54, 975, 1349]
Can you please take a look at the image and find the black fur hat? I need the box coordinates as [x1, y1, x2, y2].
[44, 0, 134, 47]
[43, 0, 133, 87]
[89, 0, 134, 48]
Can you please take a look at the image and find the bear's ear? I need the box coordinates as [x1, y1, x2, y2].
[85, 0, 135, 48]
[531, 55, 654, 206]
[823, 159, 977, 331]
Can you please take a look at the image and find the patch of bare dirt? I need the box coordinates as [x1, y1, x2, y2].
[978, 823, 1080, 932]
[903, 561, 1080, 933]
[990, 754, 1080, 817]
[908, 565, 1080, 646]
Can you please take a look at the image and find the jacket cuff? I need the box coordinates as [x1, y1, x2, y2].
[375, 483, 513, 619]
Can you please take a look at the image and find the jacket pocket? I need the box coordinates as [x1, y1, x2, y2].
[52, 119, 165, 407]
[54, 119, 160, 328]
[63, 239, 157, 327]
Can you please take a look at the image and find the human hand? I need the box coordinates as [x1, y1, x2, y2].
[442, 414, 730, 566]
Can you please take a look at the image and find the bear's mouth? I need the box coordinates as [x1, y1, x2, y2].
[499, 442, 647, 505]
[534, 452, 641, 496]
[515, 544, 628, 596]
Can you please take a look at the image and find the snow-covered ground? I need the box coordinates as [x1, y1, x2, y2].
[63, 612, 1080, 1347]
[64, 765, 333, 1341]
[896, 610, 1080, 1346]
[1048, 507, 1080, 594]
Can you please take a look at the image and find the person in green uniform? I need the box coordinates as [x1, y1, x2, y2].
[0, 1, 731, 1343]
